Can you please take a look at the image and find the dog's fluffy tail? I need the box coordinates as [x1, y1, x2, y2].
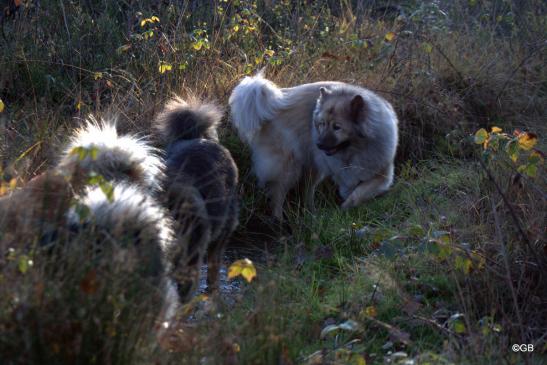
[57, 118, 163, 192]
[228, 70, 287, 143]
[155, 96, 223, 143]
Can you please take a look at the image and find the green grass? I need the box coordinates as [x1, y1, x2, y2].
[159, 161, 501, 364]
[1, 1, 546, 364]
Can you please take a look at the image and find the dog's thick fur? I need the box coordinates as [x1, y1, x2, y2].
[0, 118, 178, 320]
[57, 118, 164, 193]
[155, 96, 239, 301]
[229, 72, 398, 217]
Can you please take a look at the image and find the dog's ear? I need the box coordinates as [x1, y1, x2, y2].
[350, 94, 366, 122]
[319, 87, 331, 100]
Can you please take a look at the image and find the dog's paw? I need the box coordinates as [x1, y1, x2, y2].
[340, 198, 356, 210]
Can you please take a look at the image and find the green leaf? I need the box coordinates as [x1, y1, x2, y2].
[89, 147, 98, 160]
[505, 139, 519, 162]
[99, 181, 115, 202]
[454, 320, 466, 334]
[455, 256, 472, 274]
[518, 163, 538, 177]
[408, 224, 425, 238]
[18, 255, 32, 274]
[422, 42, 433, 54]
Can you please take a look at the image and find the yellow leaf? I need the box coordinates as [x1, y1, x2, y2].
[76, 100, 83, 111]
[264, 49, 275, 57]
[384, 31, 396, 42]
[352, 354, 367, 365]
[529, 150, 544, 165]
[0, 98, 4, 113]
[151, 16, 160, 23]
[228, 258, 257, 282]
[517, 132, 537, 150]
[93, 72, 103, 80]
[491, 126, 502, 133]
[192, 41, 203, 51]
[158, 62, 173, 74]
[474, 128, 488, 145]
[140, 19, 148, 27]
[454, 321, 466, 334]
[364, 306, 377, 317]
[9, 178, 17, 190]
[422, 42, 433, 53]
[233, 24, 239, 32]
[116, 44, 131, 54]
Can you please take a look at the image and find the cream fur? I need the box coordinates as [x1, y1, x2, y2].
[229, 72, 398, 216]
[57, 117, 164, 192]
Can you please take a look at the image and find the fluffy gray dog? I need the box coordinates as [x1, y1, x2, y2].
[229, 71, 398, 218]
[155, 96, 239, 301]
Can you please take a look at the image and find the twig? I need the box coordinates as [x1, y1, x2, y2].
[494, 44, 546, 105]
[411, 314, 457, 337]
[491, 198, 528, 364]
[477, 157, 539, 260]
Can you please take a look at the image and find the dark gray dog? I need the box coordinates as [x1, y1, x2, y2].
[155, 96, 239, 301]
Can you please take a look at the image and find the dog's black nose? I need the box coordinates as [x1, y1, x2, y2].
[316, 143, 326, 150]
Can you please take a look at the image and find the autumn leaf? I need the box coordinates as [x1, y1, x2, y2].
[455, 256, 472, 274]
[116, 44, 132, 54]
[228, 258, 257, 282]
[352, 355, 367, 365]
[454, 320, 466, 334]
[517, 132, 538, 150]
[384, 31, 396, 42]
[364, 306, 377, 317]
[517, 163, 538, 177]
[75, 100, 83, 111]
[491, 126, 502, 133]
[422, 42, 433, 54]
[474, 128, 488, 145]
[18, 255, 33, 274]
[158, 62, 173, 74]
[0, 98, 5, 113]
[505, 140, 519, 162]
[80, 269, 99, 294]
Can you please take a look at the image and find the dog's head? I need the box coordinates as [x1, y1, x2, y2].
[312, 87, 367, 156]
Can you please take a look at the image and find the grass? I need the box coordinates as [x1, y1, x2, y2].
[1, 0, 546, 364]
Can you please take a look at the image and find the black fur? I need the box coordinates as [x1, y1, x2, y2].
[155, 96, 223, 142]
[155, 96, 239, 301]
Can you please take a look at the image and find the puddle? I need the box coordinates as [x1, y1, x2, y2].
[196, 263, 241, 300]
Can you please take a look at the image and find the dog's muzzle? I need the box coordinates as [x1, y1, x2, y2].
[317, 140, 351, 156]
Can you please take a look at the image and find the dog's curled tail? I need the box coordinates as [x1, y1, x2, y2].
[155, 96, 223, 143]
[57, 118, 163, 192]
[228, 71, 286, 143]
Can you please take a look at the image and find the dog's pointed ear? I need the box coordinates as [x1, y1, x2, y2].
[350, 94, 366, 122]
[319, 87, 331, 100]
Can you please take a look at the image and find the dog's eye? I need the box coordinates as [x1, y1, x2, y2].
[333, 123, 341, 131]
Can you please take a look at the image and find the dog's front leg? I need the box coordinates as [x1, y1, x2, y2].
[270, 182, 289, 220]
[340, 175, 390, 210]
[304, 170, 324, 214]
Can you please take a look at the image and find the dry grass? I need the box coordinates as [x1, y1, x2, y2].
[0, 1, 545, 364]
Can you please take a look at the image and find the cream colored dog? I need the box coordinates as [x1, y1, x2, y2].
[229, 71, 398, 218]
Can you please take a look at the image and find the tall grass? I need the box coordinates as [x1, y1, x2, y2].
[1, 1, 545, 364]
